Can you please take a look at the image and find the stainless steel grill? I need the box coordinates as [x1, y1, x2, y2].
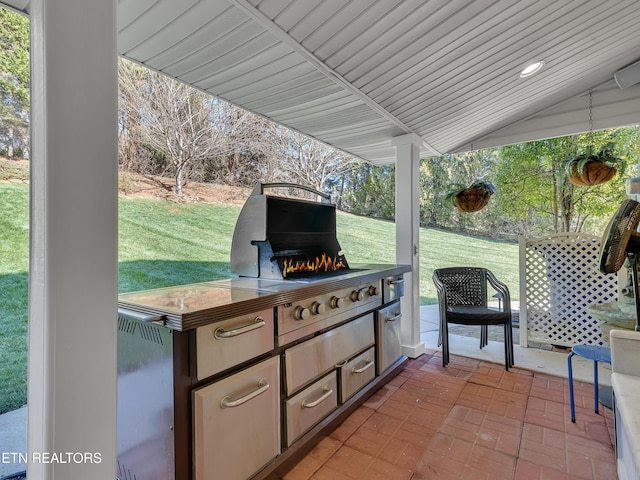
[116, 183, 410, 479]
[231, 183, 349, 280]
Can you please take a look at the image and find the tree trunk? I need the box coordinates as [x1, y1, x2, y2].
[552, 174, 559, 233]
[6, 126, 13, 157]
[176, 162, 184, 195]
[561, 185, 574, 232]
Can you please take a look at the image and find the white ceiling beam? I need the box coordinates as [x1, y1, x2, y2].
[0, 0, 29, 14]
[451, 81, 640, 154]
[228, 0, 442, 157]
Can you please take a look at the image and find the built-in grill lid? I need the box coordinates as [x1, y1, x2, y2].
[231, 183, 349, 280]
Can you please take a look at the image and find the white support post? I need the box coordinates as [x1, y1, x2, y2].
[28, 1, 118, 478]
[393, 134, 426, 358]
[518, 236, 529, 348]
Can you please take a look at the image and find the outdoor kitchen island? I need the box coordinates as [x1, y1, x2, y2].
[116, 263, 409, 480]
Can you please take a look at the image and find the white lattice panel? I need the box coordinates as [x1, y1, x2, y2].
[519, 233, 618, 347]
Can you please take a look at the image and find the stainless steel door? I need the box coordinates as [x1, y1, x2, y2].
[193, 356, 280, 480]
[117, 314, 175, 480]
[376, 301, 402, 374]
[195, 308, 274, 380]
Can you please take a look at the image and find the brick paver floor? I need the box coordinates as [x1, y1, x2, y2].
[283, 349, 616, 480]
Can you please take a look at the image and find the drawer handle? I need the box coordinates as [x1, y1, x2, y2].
[214, 316, 265, 339]
[384, 313, 402, 323]
[352, 359, 374, 374]
[220, 378, 269, 408]
[301, 386, 333, 408]
[387, 279, 404, 285]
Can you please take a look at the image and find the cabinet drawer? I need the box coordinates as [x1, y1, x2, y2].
[340, 347, 375, 403]
[195, 308, 274, 380]
[383, 274, 404, 304]
[285, 372, 337, 446]
[193, 356, 280, 480]
[284, 314, 374, 395]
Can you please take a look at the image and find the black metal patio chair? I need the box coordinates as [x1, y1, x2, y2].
[432, 267, 514, 370]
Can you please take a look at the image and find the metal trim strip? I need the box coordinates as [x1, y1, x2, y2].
[118, 264, 410, 331]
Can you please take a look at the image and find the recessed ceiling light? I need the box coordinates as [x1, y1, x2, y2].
[519, 61, 545, 78]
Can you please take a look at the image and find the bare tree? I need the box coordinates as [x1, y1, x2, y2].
[118, 59, 359, 199]
[229, 112, 284, 186]
[274, 129, 357, 196]
[118, 60, 153, 174]
[200, 107, 283, 187]
[119, 59, 229, 195]
[146, 77, 227, 195]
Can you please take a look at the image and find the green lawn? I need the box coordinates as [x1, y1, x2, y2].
[0, 183, 519, 413]
[0, 184, 28, 415]
[336, 213, 520, 305]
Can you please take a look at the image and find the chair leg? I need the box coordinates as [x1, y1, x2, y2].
[442, 321, 450, 367]
[510, 323, 515, 366]
[506, 322, 514, 368]
[480, 325, 488, 349]
[503, 323, 510, 371]
[593, 360, 599, 414]
[568, 351, 576, 422]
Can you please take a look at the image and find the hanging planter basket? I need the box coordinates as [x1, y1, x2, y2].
[567, 161, 617, 186]
[444, 180, 497, 213]
[564, 143, 621, 187]
[454, 188, 492, 212]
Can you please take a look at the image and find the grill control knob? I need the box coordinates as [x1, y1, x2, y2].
[329, 296, 344, 309]
[310, 301, 325, 315]
[294, 306, 311, 321]
[368, 285, 379, 297]
[350, 290, 364, 302]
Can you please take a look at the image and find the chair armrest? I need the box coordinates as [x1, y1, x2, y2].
[611, 329, 640, 377]
[486, 271, 511, 314]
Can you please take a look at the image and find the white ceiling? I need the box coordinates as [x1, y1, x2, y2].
[6, 0, 640, 163]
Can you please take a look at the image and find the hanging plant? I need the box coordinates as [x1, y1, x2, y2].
[443, 180, 497, 213]
[564, 142, 622, 186]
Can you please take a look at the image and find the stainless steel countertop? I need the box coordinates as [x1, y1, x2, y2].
[118, 264, 410, 331]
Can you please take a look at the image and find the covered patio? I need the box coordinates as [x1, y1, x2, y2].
[284, 349, 616, 480]
[276, 308, 617, 479]
[2, 0, 640, 478]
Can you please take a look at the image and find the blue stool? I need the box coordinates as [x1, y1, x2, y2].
[567, 345, 612, 423]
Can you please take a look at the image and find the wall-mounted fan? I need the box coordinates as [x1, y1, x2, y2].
[599, 199, 640, 330]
